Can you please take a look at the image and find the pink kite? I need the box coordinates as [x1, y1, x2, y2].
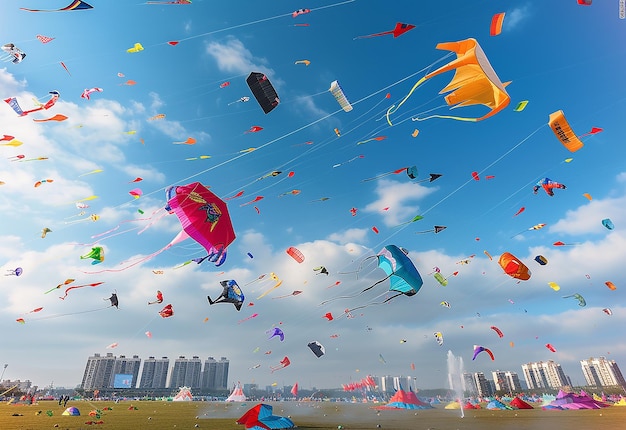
[81, 87, 103, 100]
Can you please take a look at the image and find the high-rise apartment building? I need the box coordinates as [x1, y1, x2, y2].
[472, 372, 493, 397]
[491, 370, 522, 393]
[580, 357, 626, 389]
[80, 353, 116, 390]
[139, 357, 170, 389]
[521, 361, 569, 389]
[170, 356, 203, 388]
[112, 355, 141, 388]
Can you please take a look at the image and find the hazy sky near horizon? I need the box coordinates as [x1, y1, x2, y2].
[1, 0, 626, 391]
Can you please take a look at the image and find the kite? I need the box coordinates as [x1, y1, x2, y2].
[270, 356, 291, 373]
[5, 267, 22, 276]
[362, 166, 417, 182]
[146, 0, 191, 4]
[329, 80, 353, 112]
[334, 128, 341, 137]
[535, 255, 548, 265]
[583, 193, 592, 201]
[513, 101, 528, 112]
[267, 327, 285, 341]
[323, 312, 333, 321]
[314, 266, 329, 275]
[106, 293, 119, 308]
[533, 178, 566, 196]
[490, 13, 505, 36]
[159, 304, 174, 318]
[36, 35, 55, 44]
[20, 0, 93, 11]
[1, 43, 26, 64]
[513, 207, 525, 217]
[332, 154, 364, 168]
[228, 97, 250, 105]
[602, 218, 614, 230]
[415, 225, 447, 235]
[394, 215, 423, 227]
[292, 9, 310, 17]
[603, 308, 612, 316]
[59, 282, 104, 300]
[148, 114, 165, 120]
[553, 241, 581, 246]
[355, 22, 416, 39]
[241, 196, 264, 207]
[295, 60, 311, 66]
[0, 139, 21, 147]
[129, 188, 142, 199]
[237, 313, 258, 324]
[45, 278, 74, 294]
[387, 38, 509, 125]
[148, 290, 163, 305]
[80, 247, 104, 264]
[545, 343, 557, 353]
[5, 91, 59, 116]
[173, 137, 196, 145]
[33, 114, 68, 123]
[472, 345, 495, 361]
[490, 326, 504, 338]
[511, 223, 546, 238]
[207, 280, 245, 311]
[278, 189, 300, 197]
[272, 290, 302, 299]
[434, 331, 444, 346]
[127, 43, 144, 53]
[563, 293, 586, 307]
[605, 281, 617, 291]
[81, 87, 103, 100]
[246, 72, 280, 114]
[245, 126, 263, 133]
[356, 136, 387, 145]
[440, 301, 450, 308]
[256, 273, 283, 299]
[286, 246, 305, 263]
[322, 245, 423, 312]
[166, 182, 236, 258]
[548, 110, 602, 152]
[578, 0, 592, 4]
[548, 282, 560, 291]
[498, 252, 531, 281]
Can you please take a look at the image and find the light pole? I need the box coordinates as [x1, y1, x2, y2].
[0, 364, 8, 382]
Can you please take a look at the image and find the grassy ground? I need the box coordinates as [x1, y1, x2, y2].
[1, 400, 626, 430]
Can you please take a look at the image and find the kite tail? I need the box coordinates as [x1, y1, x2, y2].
[411, 114, 478, 122]
[318, 274, 391, 306]
[345, 292, 403, 313]
[337, 255, 377, 279]
[386, 76, 427, 126]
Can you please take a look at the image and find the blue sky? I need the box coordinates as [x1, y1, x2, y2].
[1, 0, 626, 391]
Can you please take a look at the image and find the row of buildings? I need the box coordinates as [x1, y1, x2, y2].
[462, 357, 626, 397]
[80, 353, 229, 391]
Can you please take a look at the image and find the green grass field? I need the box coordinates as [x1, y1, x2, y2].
[2, 399, 626, 430]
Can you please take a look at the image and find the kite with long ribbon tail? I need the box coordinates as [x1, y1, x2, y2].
[362, 166, 417, 182]
[511, 223, 546, 238]
[354, 22, 415, 39]
[320, 245, 423, 313]
[59, 282, 104, 300]
[387, 38, 510, 125]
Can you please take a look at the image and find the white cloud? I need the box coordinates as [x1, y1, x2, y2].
[363, 179, 438, 227]
[204, 37, 273, 76]
[504, 5, 531, 31]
